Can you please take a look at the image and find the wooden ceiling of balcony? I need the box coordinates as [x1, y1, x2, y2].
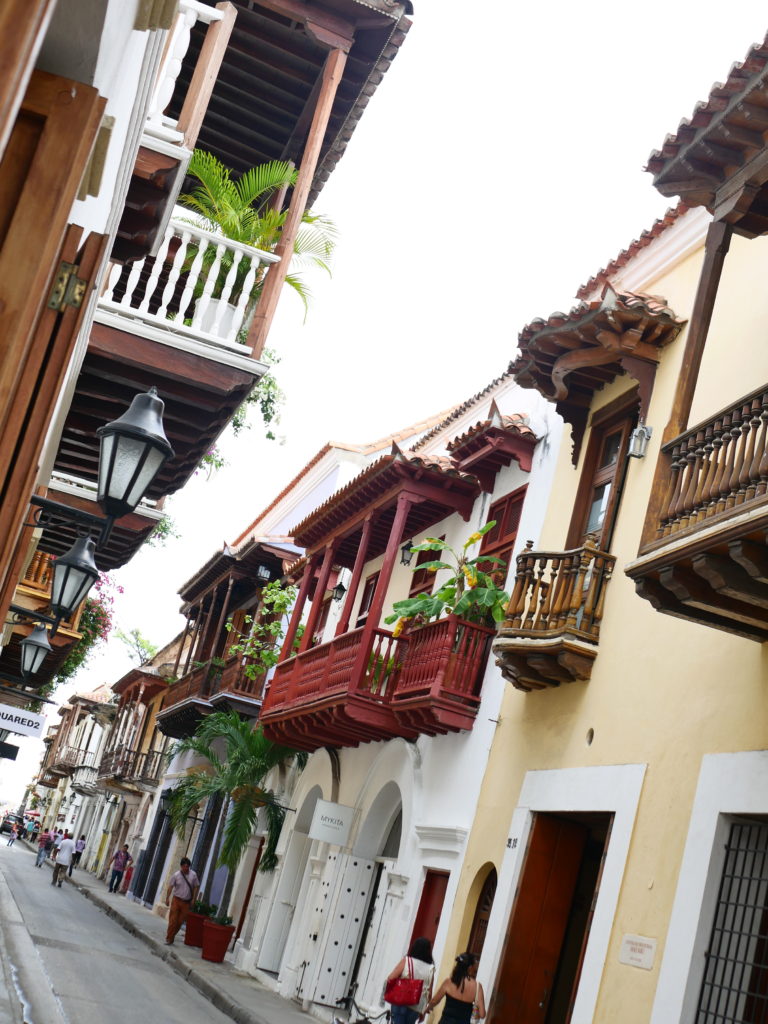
[512, 288, 685, 464]
[53, 322, 255, 509]
[167, 0, 412, 206]
[291, 449, 481, 565]
[646, 34, 768, 238]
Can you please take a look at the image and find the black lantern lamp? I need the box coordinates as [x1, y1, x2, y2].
[50, 535, 99, 622]
[400, 539, 415, 566]
[331, 581, 347, 602]
[255, 564, 272, 583]
[97, 387, 174, 524]
[19, 623, 52, 679]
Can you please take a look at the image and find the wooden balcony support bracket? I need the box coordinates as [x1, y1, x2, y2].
[247, 45, 348, 359]
[493, 537, 615, 690]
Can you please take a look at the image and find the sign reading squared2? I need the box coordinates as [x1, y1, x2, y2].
[309, 799, 355, 847]
[0, 703, 46, 739]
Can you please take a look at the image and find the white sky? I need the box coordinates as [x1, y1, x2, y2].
[4, 1, 768, 804]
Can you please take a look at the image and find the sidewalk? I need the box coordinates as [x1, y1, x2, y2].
[23, 839, 319, 1024]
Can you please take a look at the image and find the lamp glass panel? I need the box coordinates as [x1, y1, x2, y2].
[100, 434, 165, 512]
[21, 634, 48, 676]
[51, 561, 96, 617]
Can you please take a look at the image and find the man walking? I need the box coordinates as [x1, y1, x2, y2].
[52, 832, 74, 887]
[108, 844, 132, 894]
[69, 835, 86, 876]
[164, 857, 200, 945]
[35, 829, 51, 867]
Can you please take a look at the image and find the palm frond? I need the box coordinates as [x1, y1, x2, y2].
[235, 161, 297, 209]
[259, 799, 286, 873]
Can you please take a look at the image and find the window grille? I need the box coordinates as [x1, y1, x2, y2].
[696, 819, 768, 1023]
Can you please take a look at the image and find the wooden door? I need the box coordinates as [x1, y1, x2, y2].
[468, 868, 497, 958]
[488, 815, 587, 1024]
[411, 869, 449, 949]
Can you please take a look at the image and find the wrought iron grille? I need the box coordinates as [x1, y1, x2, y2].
[697, 820, 768, 1023]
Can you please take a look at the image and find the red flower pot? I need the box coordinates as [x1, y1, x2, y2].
[201, 920, 235, 962]
[184, 912, 207, 947]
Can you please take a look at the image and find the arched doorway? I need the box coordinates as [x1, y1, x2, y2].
[468, 867, 497, 958]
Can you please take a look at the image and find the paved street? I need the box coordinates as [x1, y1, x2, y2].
[0, 840, 235, 1024]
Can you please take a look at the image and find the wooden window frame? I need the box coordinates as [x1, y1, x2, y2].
[408, 535, 445, 599]
[479, 486, 527, 586]
[565, 390, 639, 550]
[356, 571, 380, 628]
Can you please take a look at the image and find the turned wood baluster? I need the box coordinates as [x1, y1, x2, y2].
[521, 554, 544, 631]
[580, 549, 600, 633]
[659, 443, 683, 536]
[565, 541, 593, 629]
[737, 398, 761, 505]
[754, 394, 768, 497]
[591, 556, 615, 636]
[702, 418, 725, 518]
[746, 394, 768, 501]
[690, 424, 715, 524]
[680, 429, 706, 526]
[672, 434, 694, 523]
[724, 404, 747, 509]
[536, 556, 560, 630]
[508, 542, 534, 628]
[712, 412, 734, 513]
[552, 553, 575, 629]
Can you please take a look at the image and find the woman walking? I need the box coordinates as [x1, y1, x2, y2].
[421, 951, 485, 1023]
[385, 937, 435, 1024]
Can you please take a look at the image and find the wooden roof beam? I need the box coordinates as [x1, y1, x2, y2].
[253, 0, 356, 52]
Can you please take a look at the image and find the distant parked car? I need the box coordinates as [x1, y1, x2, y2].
[0, 813, 23, 835]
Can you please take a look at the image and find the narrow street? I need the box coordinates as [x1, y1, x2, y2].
[0, 841, 235, 1024]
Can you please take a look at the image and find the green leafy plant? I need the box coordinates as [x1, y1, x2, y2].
[179, 150, 336, 320]
[385, 522, 510, 632]
[192, 898, 218, 916]
[145, 513, 180, 548]
[115, 627, 158, 666]
[212, 912, 233, 927]
[52, 572, 122, 689]
[225, 580, 303, 681]
[232, 349, 284, 441]
[168, 712, 305, 881]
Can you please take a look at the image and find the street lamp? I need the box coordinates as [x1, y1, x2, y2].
[97, 387, 174, 522]
[50, 535, 99, 621]
[629, 423, 653, 459]
[400, 539, 415, 566]
[331, 581, 346, 602]
[19, 624, 52, 679]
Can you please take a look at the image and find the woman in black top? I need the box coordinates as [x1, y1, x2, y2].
[420, 951, 485, 1023]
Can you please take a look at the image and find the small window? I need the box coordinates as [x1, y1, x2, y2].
[479, 488, 526, 587]
[356, 571, 380, 628]
[311, 598, 332, 647]
[409, 536, 445, 598]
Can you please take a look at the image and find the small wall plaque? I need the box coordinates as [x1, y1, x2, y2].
[619, 934, 657, 970]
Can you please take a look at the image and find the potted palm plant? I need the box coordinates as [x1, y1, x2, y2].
[178, 149, 336, 335]
[184, 898, 218, 948]
[168, 712, 306, 963]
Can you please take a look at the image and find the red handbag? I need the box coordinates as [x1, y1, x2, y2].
[384, 956, 423, 1006]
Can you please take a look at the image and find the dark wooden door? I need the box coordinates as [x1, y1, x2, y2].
[411, 869, 449, 948]
[468, 868, 497, 958]
[488, 815, 587, 1024]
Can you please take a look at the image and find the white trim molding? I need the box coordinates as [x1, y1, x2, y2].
[652, 750, 768, 1023]
[480, 763, 646, 1024]
[415, 825, 467, 859]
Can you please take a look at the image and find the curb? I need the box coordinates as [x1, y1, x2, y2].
[67, 878, 269, 1024]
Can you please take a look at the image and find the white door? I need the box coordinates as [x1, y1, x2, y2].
[308, 852, 378, 1007]
[351, 863, 392, 1009]
[257, 831, 312, 972]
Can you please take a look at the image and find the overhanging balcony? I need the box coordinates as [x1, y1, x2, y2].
[50, 746, 93, 777]
[157, 654, 265, 738]
[261, 618, 494, 752]
[493, 538, 616, 690]
[98, 748, 164, 788]
[627, 386, 768, 640]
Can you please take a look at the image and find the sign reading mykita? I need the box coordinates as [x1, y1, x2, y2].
[0, 704, 46, 739]
[309, 799, 355, 846]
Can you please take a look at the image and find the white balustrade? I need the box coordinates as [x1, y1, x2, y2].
[98, 217, 280, 353]
[145, 0, 225, 140]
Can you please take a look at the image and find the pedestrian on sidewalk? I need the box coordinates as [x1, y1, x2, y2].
[385, 937, 435, 1024]
[163, 857, 200, 945]
[6, 824, 18, 847]
[35, 829, 51, 867]
[51, 829, 63, 862]
[108, 845, 132, 894]
[25, 819, 35, 841]
[52, 832, 74, 887]
[69, 835, 86, 876]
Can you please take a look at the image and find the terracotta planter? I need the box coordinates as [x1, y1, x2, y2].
[184, 911, 208, 947]
[201, 920, 235, 962]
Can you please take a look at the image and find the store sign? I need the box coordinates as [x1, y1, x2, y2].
[309, 799, 355, 846]
[0, 704, 46, 739]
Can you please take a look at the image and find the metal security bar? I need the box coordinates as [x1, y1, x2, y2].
[697, 820, 768, 1023]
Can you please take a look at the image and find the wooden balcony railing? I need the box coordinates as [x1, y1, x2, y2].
[99, 216, 279, 354]
[51, 746, 95, 774]
[654, 387, 768, 541]
[627, 385, 768, 642]
[263, 619, 495, 750]
[99, 748, 164, 785]
[493, 537, 616, 691]
[16, 550, 84, 635]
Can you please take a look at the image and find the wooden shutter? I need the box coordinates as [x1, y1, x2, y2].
[479, 487, 526, 586]
[0, 227, 108, 616]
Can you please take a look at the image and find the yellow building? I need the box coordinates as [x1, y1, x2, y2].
[446, 34, 768, 1024]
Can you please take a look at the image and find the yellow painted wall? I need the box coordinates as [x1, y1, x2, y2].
[443, 228, 768, 1021]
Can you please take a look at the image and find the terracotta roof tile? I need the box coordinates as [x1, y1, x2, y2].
[447, 409, 536, 453]
[410, 372, 513, 451]
[576, 203, 689, 300]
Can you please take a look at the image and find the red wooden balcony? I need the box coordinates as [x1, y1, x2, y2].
[261, 619, 494, 752]
[493, 538, 616, 690]
[627, 385, 768, 640]
[157, 654, 267, 738]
